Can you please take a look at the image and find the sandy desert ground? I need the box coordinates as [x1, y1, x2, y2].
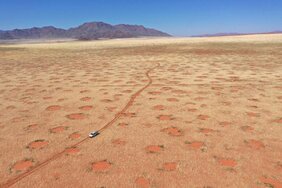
[0, 34, 282, 188]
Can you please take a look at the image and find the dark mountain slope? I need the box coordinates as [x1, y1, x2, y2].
[0, 22, 170, 40]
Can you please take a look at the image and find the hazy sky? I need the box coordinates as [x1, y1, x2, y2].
[0, 0, 281, 36]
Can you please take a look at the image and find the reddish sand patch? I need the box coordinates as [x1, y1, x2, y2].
[112, 139, 126, 146]
[276, 162, 282, 171]
[153, 105, 165, 110]
[248, 98, 259, 102]
[158, 115, 174, 121]
[66, 113, 87, 120]
[197, 114, 210, 120]
[53, 172, 61, 180]
[135, 177, 150, 188]
[80, 90, 90, 93]
[246, 139, 265, 149]
[273, 118, 282, 124]
[194, 97, 206, 101]
[247, 112, 260, 117]
[46, 105, 61, 111]
[50, 126, 66, 133]
[79, 105, 93, 110]
[69, 132, 81, 139]
[145, 145, 163, 153]
[65, 147, 80, 155]
[43, 97, 52, 100]
[199, 128, 214, 134]
[222, 101, 231, 106]
[6, 105, 16, 110]
[118, 122, 128, 128]
[101, 99, 112, 103]
[218, 159, 237, 167]
[186, 141, 204, 149]
[163, 162, 177, 171]
[241, 126, 254, 132]
[167, 98, 179, 102]
[187, 108, 197, 112]
[13, 159, 33, 171]
[200, 104, 207, 108]
[172, 89, 186, 94]
[107, 106, 117, 112]
[80, 97, 91, 101]
[28, 140, 48, 149]
[161, 87, 172, 91]
[121, 90, 132, 93]
[148, 91, 162, 95]
[162, 127, 182, 136]
[260, 176, 282, 188]
[122, 112, 136, 118]
[219, 121, 232, 127]
[57, 98, 66, 102]
[92, 160, 111, 171]
[26, 124, 38, 130]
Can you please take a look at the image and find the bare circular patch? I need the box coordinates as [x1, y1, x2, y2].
[246, 112, 260, 117]
[118, 122, 128, 128]
[46, 105, 62, 111]
[101, 99, 112, 103]
[162, 127, 182, 136]
[259, 176, 282, 188]
[66, 113, 87, 120]
[218, 159, 237, 167]
[186, 141, 204, 149]
[158, 115, 174, 121]
[197, 114, 210, 120]
[219, 121, 232, 127]
[122, 112, 136, 118]
[163, 162, 177, 171]
[65, 147, 80, 155]
[92, 160, 111, 172]
[79, 105, 93, 110]
[241, 126, 254, 132]
[246, 139, 265, 149]
[50, 126, 66, 133]
[148, 91, 162, 95]
[199, 128, 214, 134]
[28, 140, 48, 150]
[167, 98, 179, 102]
[112, 139, 126, 146]
[135, 177, 150, 188]
[273, 118, 282, 124]
[13, 159, 33, 172]
[145, 145, 163, 153]
[25, 124, 39, 131]
[80, 97, 91, 101]
[153, 105, 165, 111]
[69, 132, 81, 139]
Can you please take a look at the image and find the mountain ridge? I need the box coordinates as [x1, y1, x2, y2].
[0, 22, 170, 40]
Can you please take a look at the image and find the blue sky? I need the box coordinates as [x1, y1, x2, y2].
[0, 0, 281, 36]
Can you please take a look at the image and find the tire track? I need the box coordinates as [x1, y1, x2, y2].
[1, 63, 160, 188]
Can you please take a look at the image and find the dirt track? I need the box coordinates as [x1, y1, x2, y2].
[0, 35, 282, 187]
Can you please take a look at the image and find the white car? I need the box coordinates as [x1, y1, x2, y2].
[89, 131, 100, 138]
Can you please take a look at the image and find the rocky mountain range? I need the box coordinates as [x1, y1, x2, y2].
[0, 22, 170, 40]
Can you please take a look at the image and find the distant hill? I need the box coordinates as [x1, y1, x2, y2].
[0, 22, 170, 40]
[192, 31, 282, 37]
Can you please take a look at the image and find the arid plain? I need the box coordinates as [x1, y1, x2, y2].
[0, 34, 282, 188]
